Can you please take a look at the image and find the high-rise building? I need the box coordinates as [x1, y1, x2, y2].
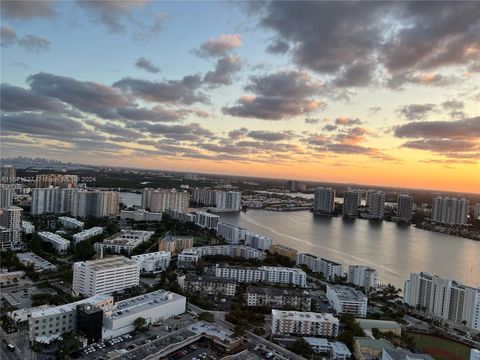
[216, 191, 241, 211]
[313, 187, 335, 214]
[342, 189, 362, 217]
[347, 265, 377, 291]
[72, 256, 140, 297]
[191, 188, 217, 206]
[474, 203, 480, 220]
[432, 196, 469, 225]
[141, 188, 189, 212]
[403, 272, 480, 331]
[35, 174, 78, 188]
[396, 194, 414, 223]
[1, 165, 16, 183]
[31, 188, 119, 217]
[0, 187, 14, 207]
[1, 206, 23, 247]
[366, 191, 385, 219]
[286, 180, 299, 192]
[271, 310, 339, 337]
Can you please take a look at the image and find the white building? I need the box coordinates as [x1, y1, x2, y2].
[342, 189, 362, 217]
[246, 286, 311, 311]
[120, 209, 162, 221]
[216, 222, 245, 244]
[94, 230, 154, 255]
[403, 272, 480, 332]
[330, 342, 352, 360]
[382, 348, 433, 360]
[366, 191, 385, 219]
[313, 187, 335, 214]
[396, 194, 414, 223]
[195, 211, 219, 229]
[73, 227, 104, 243]
[38, 231, 70, 254]
[22, 221, 35, 234]
[141, 188, 189, 212]
[0, 187, 14, 207]
[471, 349, 480, 360]
[215, 265, 307, 287]
[326, 285, 368, 317]
[131, 251, 171, 273]
[432, 196, 469, 225]
[72, 256, 140, 297]
[303, 337, 330, 353]
[192, 188, 217, 206]
[18, 294, 114, 343]
[474, 203, 480, 220]
[165, 208, 197, 223]
[271, 310, 339, 337]
[245, 233, 272, 251]
[178, 274, 237, 297]
[348, 265, 377, 291]
[297, 253, 343, 281]
[177, 248, 203, 267]
[58, 216, 84, 229]
[216, 191, 241, 211]
[177, 245, 266, 267]
[103, 290, 186, 339]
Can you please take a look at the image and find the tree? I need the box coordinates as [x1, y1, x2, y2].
[134, 317, 147, 331]
[287, 338, 313, 357]
[198, 312, 214, 322]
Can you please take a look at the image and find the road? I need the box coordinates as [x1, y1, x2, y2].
[0, 325, 30, 360]
[188, 303, 305, 360]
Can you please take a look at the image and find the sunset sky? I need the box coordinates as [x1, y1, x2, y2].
[1, 1, 479, 193]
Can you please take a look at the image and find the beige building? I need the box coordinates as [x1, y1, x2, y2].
[269, 244, 298, 262]
[353, 337, 394, 360]
[158, 235, 193, 255]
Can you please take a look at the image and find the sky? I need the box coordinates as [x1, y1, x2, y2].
[1, 1, 479, 193]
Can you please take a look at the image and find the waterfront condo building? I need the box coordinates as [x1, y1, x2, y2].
[347, 265, 378, 292]
[365, 191, 385, 220]
[396, 194, 414, 223]
[403, 272, 480, 332]
[35, 173, 78, 188]
[326, 285, 368, 317]
[192, 188, 217, 206]
[342, 189, 362, 218]
[313, 187, 336, 214]
[297, 253, 343, 281]
[195, 211, 220, 229]
[216, 191, 241, 211]
[271, 310, 339, 337]
[269, 244, 298, 262]
[141, 188, 189, 212]
[72, 256, 140, 297]
[431, 196, 469, 225]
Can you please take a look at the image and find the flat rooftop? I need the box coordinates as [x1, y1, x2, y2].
[186, 321, 236, 343]
[247, 285, 310, 297]
[27, 294, 113, 318]
[272, 310, 338, 322]
[78, 256, 137, 270]
[357, 319, 401, 329]
[16, 252, 58, 272]
[329, 285, 367, 302]
[109, 290, 185, 320]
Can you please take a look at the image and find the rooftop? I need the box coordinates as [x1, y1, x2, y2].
[109, 290, 185, 320]
[357, 319, 401, 330]
[272, 310, 338, 322]
[354, 337, 394, 350]
[384, 348, 433, 360]
[187, 321, 236, 342]
[303, 337, 329, 346]
[247, 285, 310, 297]
[28, 294, 113, 318]
[77, 256, 137, 270]
[328, 285, 368, 302]
[185, 273, 238, 284]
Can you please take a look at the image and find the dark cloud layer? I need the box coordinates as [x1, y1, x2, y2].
[1, 1, 57, 20]
[1, 83, 66, 112]
[113, 75, 209, 105]
[223, 70, 326, 120]
[396, 104, 436, 120]
[203, 56, 242, 87]
[0, 27, 50, 51]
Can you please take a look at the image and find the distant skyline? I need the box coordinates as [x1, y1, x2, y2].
[1, 1, 479, 193]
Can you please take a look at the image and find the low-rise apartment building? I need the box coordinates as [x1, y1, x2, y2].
[177, 274, 237, 297]
[326, 285, 368, 317]
[38, 231, 70, 254]
[271, 309, 339, 337]
[245, 285, 311, 311]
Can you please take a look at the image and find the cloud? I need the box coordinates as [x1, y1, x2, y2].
[401, 139, 476, 152]
[334, 117, 362, 126]
[305, 118, 320, 124]
[27, 72, 129, 118]
[247, 130, 294, 141]
[335, 127, 370, 145]
[85, 119, 143, 140]
[441, 100, 464, 111]
[130, 122, 215, 141]
[256, 2, 480, 87]
[113, 75, 209, 105]
[133, 12, 167, 40]
[323, 124, 337, 131]
[0, 83, 67, 112]
[368, 106, 382, 115]
[1, 0, 57, 20]
[117, 106, 184, 122]
[17, 34, 50, 51]
[394, 117, 480, 139]
[266, 39, 290, 54]
[77, 0, 147, 33]
[396, 104, 436, 120]
[228, 127, 249, 139]
[135, 57, 160, 73]
[223, 70, 326, 120]
[194, 34, 241, 58]
[1, 27, 50, 51]
[203, 56, 242, 87]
